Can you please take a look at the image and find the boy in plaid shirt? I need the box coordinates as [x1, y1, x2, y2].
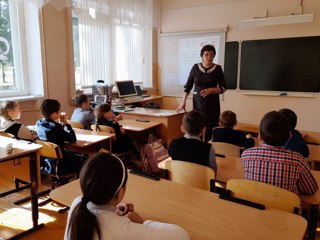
[241, 111, 318, 194]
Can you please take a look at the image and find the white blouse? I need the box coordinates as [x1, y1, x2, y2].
[64, 196, 190, 240]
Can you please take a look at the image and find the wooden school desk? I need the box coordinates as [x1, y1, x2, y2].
[65, 128, 115, 154]
[50, 173, 307, 240]
[112, 95, 163, 107]
[113, 107, 184, 147]
[118, 119, 161, 132]
[299, 170, 320, 240]
[0, 136, 43, 239]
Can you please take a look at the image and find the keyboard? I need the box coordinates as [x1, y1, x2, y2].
[123, 96, 144, 101]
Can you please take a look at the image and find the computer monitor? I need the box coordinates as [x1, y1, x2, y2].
[115, 80, 138, 98]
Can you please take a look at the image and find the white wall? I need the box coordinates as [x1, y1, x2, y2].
[159, 0, 320, 132]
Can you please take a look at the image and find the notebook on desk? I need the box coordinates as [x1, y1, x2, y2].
[115, 80, 143, 101]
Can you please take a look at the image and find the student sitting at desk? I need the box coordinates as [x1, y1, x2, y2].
[96, 103, 139, 160]
[212, 110, 255, 149]
[278, 108, 309, 158]
[241, 111, 318, 194]
[64, 153, 190, 240]
[0, 101, 38, 140]
[71, 94, 96, 130]
[168, 110, 217, 173]
[36, 99, 83, 175]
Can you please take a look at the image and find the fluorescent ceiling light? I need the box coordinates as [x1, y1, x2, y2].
[238, 13, 313, 28]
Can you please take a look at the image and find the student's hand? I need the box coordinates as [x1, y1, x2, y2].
[60, 112, 68, 125]
[116, 202, 134, 216]
[246, 133, 253, 139]
[115, 114, 123, 121]
[127, 212, 145, 224]
[120, 127, 126, 134]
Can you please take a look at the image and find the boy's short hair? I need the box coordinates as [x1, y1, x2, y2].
[75, 94, 89, 107]
[219, 110, 237, 128]
[40, 99, 61, 119]
[182, 110, 205, 136]
[278, 108, 297, 131]
[259, 111, 290, 146]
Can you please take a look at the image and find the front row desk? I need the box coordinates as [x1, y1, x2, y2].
[50, 172, 307, 240]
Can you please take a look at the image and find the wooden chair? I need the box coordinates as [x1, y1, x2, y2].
[36, 140, 78, 190]
[67, 120, 84, 129]
[226, 179, 301, 214]
[209, 141, 244, 157]
[215, 155, 244, 185]
[164, 160, 215, 191]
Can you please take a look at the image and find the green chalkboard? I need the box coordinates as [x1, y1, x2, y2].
[240, 36, 320, 92]
[224, 41, 239, 90]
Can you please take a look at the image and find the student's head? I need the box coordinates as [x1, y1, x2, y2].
[75, 94, 90, 109]
[219, 110, 237, 128]
[259, 111, 290, 146]
[0, 101, 20, 120]
[278, 108, 297, 131]
[96, 103, 112, 119]
[68, 153, 128, 240]
[181, 110, 205, 137]
[40, 99, 61, 120]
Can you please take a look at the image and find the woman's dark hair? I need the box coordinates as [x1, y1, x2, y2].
[259, 111, 290, 146]
[278, 108, 297, 131]
[200, 44, 216, 57]
[68, 153, 128, 240]
[96, 103, 111, 119]
[75, 94, 89, 108]
[0, 101, 18, 119]
[219, 110, 237, 128]
[182, 110, 205, 136]
[40, 99, 61, 119]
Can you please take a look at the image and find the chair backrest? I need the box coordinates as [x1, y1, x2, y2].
[0, 132, 15, 138]
[209, 141, 244, 157]
[90, 124, 115, 134]
[36, 140, 63, 160]
[164, 160, 215, 191]
[226, 179, 301, 214]
[215, 156, 244, 184]
[67, 120, 84, 129]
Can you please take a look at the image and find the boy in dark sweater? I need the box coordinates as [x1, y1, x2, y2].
[168, 110, 217, 173]
[212, 110, 255, 149]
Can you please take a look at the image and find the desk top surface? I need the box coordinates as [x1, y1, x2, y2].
[114, 107, 184, 117]
[50, 173, 307, 240]
[118, 119, 161, 132]
[112, 95, 162, 105]
[0, 136, 42, 161]
[69, 128, 115, 148]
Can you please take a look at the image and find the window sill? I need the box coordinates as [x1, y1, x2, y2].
[0, 94, 44, 102]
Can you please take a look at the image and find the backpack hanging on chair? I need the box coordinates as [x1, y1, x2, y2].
[140, 134, 169, 173]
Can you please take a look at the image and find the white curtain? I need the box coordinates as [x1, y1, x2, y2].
[15, 0, 154, 88]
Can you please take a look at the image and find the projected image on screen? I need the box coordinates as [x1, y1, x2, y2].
[240, 36, 320, 92]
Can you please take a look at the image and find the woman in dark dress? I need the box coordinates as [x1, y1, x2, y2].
[177, 45, 226, 142]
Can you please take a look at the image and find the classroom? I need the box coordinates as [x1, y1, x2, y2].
[0, 0, 320, 239]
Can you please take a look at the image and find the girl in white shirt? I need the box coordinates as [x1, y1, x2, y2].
[64, 152, 190, 240]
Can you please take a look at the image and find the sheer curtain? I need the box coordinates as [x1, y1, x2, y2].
[14, 0, 154, 88]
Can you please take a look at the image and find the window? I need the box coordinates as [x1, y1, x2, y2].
[0, 0, 43, 98]
[72, 0, 153, 91]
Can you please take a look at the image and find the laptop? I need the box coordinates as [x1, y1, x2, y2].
[135, 85, 151, 98]
[115, 80, 143, 101]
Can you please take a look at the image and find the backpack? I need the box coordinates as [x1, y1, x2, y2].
[140, 134, 169, 173]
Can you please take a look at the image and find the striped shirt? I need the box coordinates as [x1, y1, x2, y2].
[241, 144, 318, 194]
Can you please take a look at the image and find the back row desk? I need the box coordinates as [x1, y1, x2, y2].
[50, 173, 307, 240]
[113, 107, 184, 147]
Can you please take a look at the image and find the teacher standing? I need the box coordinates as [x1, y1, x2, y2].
[177, 44, 226, 142]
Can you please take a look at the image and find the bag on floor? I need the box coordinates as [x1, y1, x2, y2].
[140, 134, 169, 173]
